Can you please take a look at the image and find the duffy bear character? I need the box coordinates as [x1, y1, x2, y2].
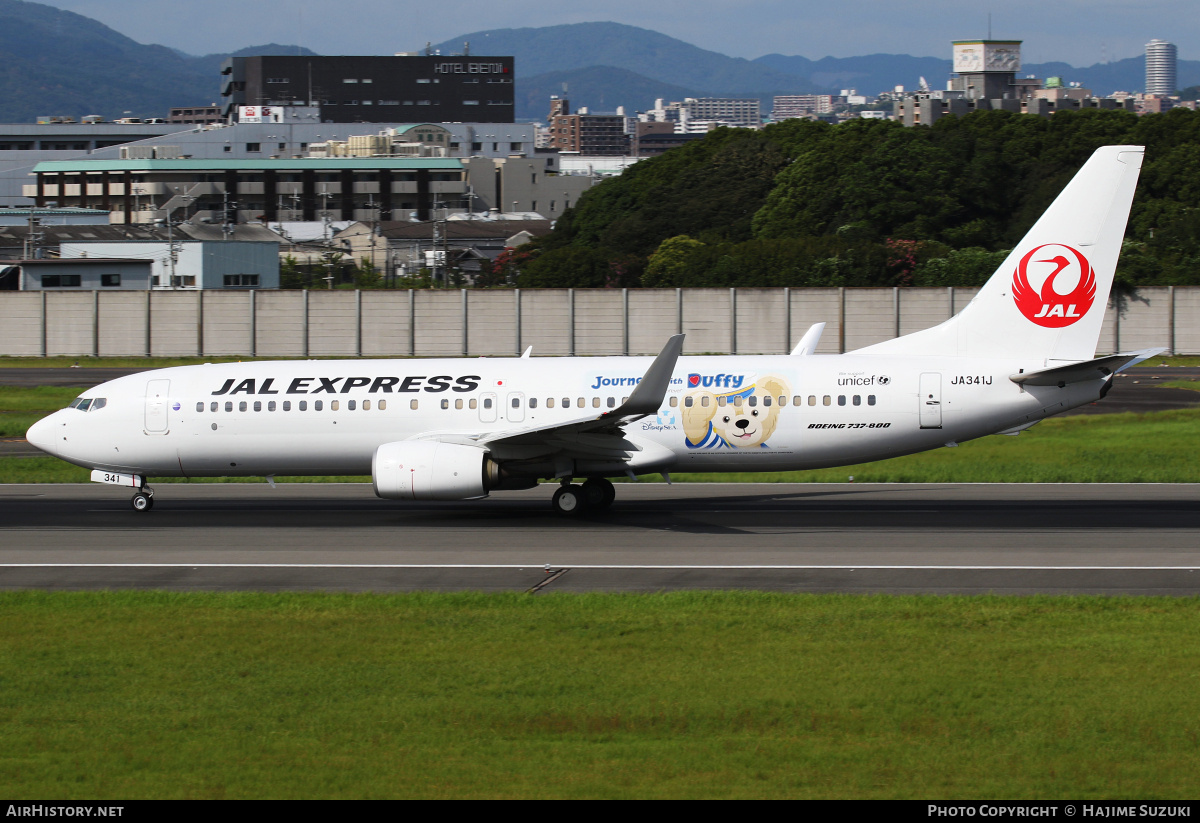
[683, 375, 788, 449]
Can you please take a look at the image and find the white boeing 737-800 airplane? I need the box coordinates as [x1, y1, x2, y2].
[26, 145, 1159, 514]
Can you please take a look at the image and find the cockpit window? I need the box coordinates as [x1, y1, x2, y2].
[69, 397, 106, 411]
[90, 398, 106, 411]
[75, 398, 92, 411]
[68, 398, 83, 409]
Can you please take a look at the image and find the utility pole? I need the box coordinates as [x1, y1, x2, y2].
[166, 217, 180, 289]
[221, 189, 238, 241]
[155, 187, 193, 289]
[366, 195, 379, 274]
[23, 216, 44, 260]
[430, 201, 444, 287]
[318, 185, 333, 244]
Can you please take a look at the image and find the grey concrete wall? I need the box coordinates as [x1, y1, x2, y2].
[1175, 288, 1200, 356]
[843, 289, 895, 351]
[45, 292, 94, 356]
[201, 292, 252, 357]
[736, 289, 787, 355]
[0, 292, 43, 356]
[789, 288, 842, 354]
[97, 291, 147, 356]
[1116, 288, 1171, 354]
[414, 291, 463, 357]
[574, 290, 624, 356]
[361, 291, 411, 357]
[149, 292, 200, 357]
[466, 290, 517, 357]
[308, 291, 357, 357]
[681, 289, 731, 355]
[520, 290, 570, 356]
[254, 290, 305, 358]
[1, 286, 1193, 359]
[901, 288, 950, 337]
[628, 290, 679, 355]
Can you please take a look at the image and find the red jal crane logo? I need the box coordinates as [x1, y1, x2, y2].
[1012, 244, 1096, 328]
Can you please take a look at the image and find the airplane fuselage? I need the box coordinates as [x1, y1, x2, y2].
[31, 353, 1104, 481]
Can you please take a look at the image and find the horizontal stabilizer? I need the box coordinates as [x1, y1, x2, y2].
[791, 322, 826, 356]
[1010, 348, 1165, 387]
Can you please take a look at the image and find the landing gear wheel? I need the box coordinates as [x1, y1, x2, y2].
[582, 478, 616, 510]
[131, 492, 153, 512]
[552, 484, 587, 516]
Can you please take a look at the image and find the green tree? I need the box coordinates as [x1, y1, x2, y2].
[911, 247, 1012, 287]
[642, 235, 706, 287]
[517, 247, 615, 288]
[279, 254, 305, 289]
[353, 258, 382, 289]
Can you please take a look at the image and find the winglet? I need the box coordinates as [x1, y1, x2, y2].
[520, 346, 532, 358]
[606, 334, 685, 418]
[791, 322, 826, 355]
[1010, 348, 1166, 387]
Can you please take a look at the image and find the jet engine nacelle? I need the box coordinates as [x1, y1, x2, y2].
[372, 440, 488, 500]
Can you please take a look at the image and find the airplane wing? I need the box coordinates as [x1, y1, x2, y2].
[413, 334, 685, 468]
[1009, 348, 1165, 387]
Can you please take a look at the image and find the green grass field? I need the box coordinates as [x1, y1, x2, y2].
[0, 387, 79, 437]
[3, 371, 1198, 799]
[1, 591, 1198, 799]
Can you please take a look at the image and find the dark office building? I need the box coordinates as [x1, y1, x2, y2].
[220, 55, 515, 124]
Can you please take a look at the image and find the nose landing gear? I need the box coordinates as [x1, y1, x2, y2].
[131, 486, 154, 512]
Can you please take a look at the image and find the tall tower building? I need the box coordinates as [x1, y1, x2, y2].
[1145, 39, 1177, 95]
[950, 40, 1022, 99]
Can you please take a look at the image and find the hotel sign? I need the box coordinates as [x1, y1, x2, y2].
[433, 62, 509, 74]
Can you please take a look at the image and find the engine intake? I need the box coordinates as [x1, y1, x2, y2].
[372, 441, 489, 500]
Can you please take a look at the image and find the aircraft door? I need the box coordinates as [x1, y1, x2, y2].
[919, 373, 942, 429]
[507, 392, 525, 423]
[479, 392, 497, 423]
[145, 379, 170, 434]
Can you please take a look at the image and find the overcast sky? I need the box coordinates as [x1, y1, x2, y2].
[36, 0, 1198, 66]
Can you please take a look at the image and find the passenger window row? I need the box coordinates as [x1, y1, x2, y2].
[191, 394, 679, 415]
[682, 395, 791, 408]
[677, 394, 877, 408]
[805, 395, 876, 406]
[196, 399, 389, 413]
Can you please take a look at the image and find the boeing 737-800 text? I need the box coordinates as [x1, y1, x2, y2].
[26, 145, 1158, 514]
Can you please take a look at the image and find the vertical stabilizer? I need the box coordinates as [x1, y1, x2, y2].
[855, 146, 1144, 362]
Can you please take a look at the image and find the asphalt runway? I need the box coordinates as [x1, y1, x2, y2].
[2, 482, 1199, 595]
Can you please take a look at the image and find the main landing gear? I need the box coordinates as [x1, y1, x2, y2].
[551, 478, 616, 516]
[131, 485, 155, 512]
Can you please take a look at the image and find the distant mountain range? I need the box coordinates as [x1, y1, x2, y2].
[0, 0, 314, 122]
[437, 23, 1200, 119]
[1, 2, 1197, 125]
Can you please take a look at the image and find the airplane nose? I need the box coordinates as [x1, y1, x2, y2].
[26, 414, 58, 456]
